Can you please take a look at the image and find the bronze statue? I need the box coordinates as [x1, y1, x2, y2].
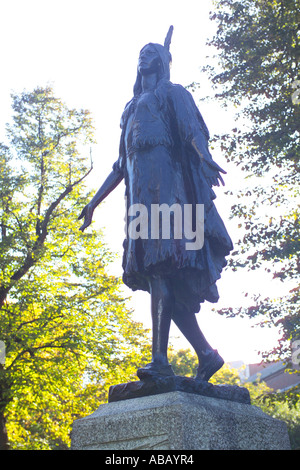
[79, 26, 233, 382]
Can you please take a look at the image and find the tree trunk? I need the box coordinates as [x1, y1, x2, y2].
[0, 365, 9, 450]
[0, 411, 9, 450]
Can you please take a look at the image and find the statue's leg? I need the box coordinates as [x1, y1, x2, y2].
[149, 276, 173, 365]
[172, 310, 224, 381]
[172, 309, 212, 359]
[137, 276, 175, 378]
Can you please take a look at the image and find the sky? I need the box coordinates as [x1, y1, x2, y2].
[0, 0, 286, 365]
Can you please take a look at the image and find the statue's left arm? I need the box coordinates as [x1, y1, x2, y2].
[170, 84, 226, 187]
[191, 134, 226, 187]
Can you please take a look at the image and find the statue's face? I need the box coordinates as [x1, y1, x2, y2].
[138, 44, 161, 75]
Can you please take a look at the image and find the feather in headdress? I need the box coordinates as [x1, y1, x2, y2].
[164, 25, 174, 51]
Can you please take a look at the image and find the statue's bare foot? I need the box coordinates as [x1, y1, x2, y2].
[195, 350, 224, 382]
[137, 361, 175, 379]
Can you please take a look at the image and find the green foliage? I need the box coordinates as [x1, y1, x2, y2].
[0, 87, 151, 449]
[169, 348, 198, 377]
[205, 0, 300, 360]
[256, 385, 300, 450]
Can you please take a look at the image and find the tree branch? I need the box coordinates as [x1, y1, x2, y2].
[0, 161, 93, 309]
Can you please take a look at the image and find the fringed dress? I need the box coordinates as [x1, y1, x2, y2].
[112, 79, 233, 317]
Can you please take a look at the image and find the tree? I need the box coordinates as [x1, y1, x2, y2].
[203, 0, 300, 363]
[0, 87, 151, 449]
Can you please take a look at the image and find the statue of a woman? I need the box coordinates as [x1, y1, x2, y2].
[79, 27, 233, 382]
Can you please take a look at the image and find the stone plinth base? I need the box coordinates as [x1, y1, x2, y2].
[71, 391, 290, 450]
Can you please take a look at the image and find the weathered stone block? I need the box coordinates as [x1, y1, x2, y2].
[71, 391, 290, 450]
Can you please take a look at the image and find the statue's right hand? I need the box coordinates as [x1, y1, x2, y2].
[78, 203, 94, 232]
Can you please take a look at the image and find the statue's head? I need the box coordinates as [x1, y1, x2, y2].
[133, 26, 173, 96]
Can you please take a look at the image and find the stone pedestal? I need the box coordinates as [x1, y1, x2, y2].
[71, 391, 290, 450]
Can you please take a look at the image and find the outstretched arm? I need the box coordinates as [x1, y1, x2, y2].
[78, 169, 123, 232]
